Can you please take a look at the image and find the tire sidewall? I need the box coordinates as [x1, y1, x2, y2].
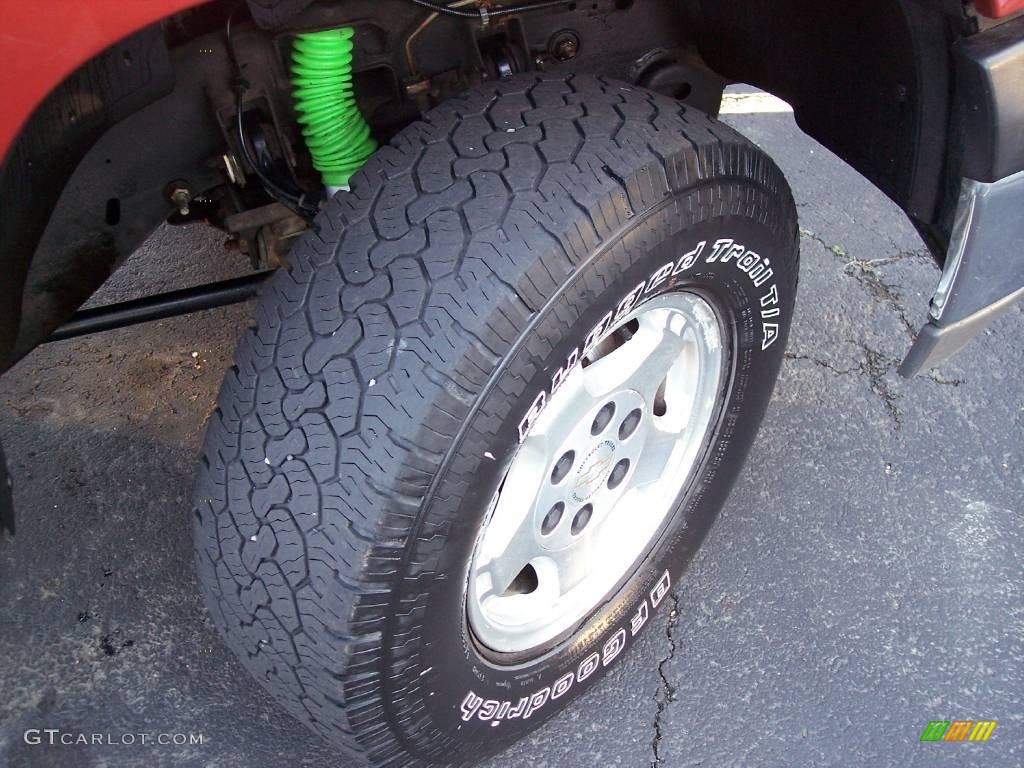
[384, 187, 796, 760]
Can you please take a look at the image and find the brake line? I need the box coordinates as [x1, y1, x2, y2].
[226, 10, 320, 217]
[405, 0, 480, 76]
[404, 0, 573, 23]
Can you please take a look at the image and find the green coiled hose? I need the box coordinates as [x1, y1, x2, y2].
[290, 28, 376, 190]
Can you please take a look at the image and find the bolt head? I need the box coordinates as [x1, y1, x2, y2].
[555, 40, 578, 61]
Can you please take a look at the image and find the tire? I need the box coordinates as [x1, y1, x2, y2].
[193, 73, 798, 766]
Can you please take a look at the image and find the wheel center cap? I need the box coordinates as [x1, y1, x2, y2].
[572, 440, 615, 502]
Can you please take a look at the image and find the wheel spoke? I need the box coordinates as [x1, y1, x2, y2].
[477, 437, 547, 593]
[630, 424, 679, 487]
[546, 536, 594, 595]
[580, 330, 656, 398]
[479, 558, 561, 620]
[528, 365, 589, 441]
[583, 311, 690, 401]
[656, 329, 702, 430]
[628, 311, 692, 400]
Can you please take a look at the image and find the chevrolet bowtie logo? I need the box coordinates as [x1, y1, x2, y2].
[573, 442, 615, 498]
[576, 456, 612, 491]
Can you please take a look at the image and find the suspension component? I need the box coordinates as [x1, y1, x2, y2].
[289, 28, 376, 192]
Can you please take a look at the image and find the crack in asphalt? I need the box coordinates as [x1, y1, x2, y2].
[783, 351, 857, 376]
[792, 228, 959, 429]
[854, 343, 903, 428]
[651, 591, 680, 768]
[786, 342, 963, 432]
[783, 344, 903, 428]
[799, 228, 927, 344]
[926, 371, 963, 386]
[799, 227, 849, 259]
[841, 260, 917, 341]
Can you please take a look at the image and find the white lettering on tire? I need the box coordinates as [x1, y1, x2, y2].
[518, 237, 781, 443]
[462, 569, 672, 724]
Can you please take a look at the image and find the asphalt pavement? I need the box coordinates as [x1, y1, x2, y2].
[1, 93, 1021, 768]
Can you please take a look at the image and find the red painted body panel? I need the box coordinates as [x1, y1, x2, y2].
[976, 0, 1024, 18]
[0, 0, 202, 161]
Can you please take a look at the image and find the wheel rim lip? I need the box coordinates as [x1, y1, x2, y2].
[466, 289, 728, 656]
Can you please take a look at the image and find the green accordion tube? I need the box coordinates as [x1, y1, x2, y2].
[290, 28, 377, 189]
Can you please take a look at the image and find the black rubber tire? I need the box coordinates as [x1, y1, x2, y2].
[193, 73, 798, 766]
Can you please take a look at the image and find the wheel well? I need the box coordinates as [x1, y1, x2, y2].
[0, 0, 973, 371]
[0, 22, 177, 370]
[686, 0, 972, 244]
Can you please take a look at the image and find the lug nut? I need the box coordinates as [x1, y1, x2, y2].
[571, 503, 593, 534]
[607, 458, 630, 490]
[591, 402, 616, 435]
[551, 450, 575, 484]
[541, 502, 564, 535]
[619, 408, 642, 440]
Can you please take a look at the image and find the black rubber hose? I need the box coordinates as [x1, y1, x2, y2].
[227, 9, 320, 217]
[234, 100, 319, 217]
[405, 0, 572, 20]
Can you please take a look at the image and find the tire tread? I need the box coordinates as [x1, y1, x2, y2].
[193, 74, 797, 766]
